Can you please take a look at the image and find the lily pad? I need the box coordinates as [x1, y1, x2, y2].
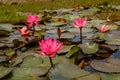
[81, 42, 99, 54]
[13, 67, 48, 77]
[45, 22, 67, 27]
[3, 67, 48, 80]
[104, 34, 120, 45]
[0, 56, 6, 63]
[90, 58, 120, 73]
[0, 43, 6, 49]
[20, 55, 43, 68]
[100, 73, 117, 80]
[48, 62, 90, 80]
[107, 24, 118, 30]
[0, 30, 10, 37]
[4, 49, 15, 59]
[0, 66, 12, 78]
[76, 73, 100, 80]
[58, 45, 74, 54]
[66, 46, 79, 58]
[67, 28, 93, 34]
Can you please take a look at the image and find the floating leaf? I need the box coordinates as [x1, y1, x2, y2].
[0, 56, 6, 63]
[0, 66, 12, 78]
[33, 30, 45, 37]
[48, 62, 90, 80]
[81, 42, 99, 54]
[3, 67, 48, 80]
[90, 58, 120, 73]
[0, 30, 10, 37]
[10, 57, 23, 66]
[107, 24, 118, 30]
[58, 45, 73, 54]
[99, 44, 117, 52]
[76, 73, 100, 80]
[4, 49, 15, 59]
[100, 73, 117, 80]
[104, 34, 120, 45]
[20, 55, 43, 68]
[66, 46, 79, 58]
[13, 67, 48, 77]
[45, 22, 67, 27]
[0, 43, 7, 49]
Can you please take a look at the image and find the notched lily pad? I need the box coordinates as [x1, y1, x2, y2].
[81, 42, 99, 54]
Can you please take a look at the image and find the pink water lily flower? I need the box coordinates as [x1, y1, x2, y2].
[17, 26, 32, 36]
[71, 18, 87, 28]
[36, 38, 63, 58]
[98, 24, 110, 33]
[26, 14, 39, 28]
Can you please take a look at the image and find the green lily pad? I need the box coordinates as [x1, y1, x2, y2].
[4, 49, 15, 59]
[45, 22, 67, 27]
[92, 33, 106, 40]
[0, 43, 6, 49]
[13, 67, 48, 77]
[20, 55, 43, 68]
[58, 45, 74, 54]
[48, 62, 90, 80]
[107, 24, 118, 30]
[33, 30, 45, 37]
[76, 73, 100, 80]
[61, 32, 75, 39]
[104, 34, 120, 45]
[100, 73, 117, 80]
[0, 66, 12, 78]
[81, 42, 99, 54]
[67, 28, 93, 34]
[0, 56, 6, 63]
[112, 74, 120, 80]
[10, 57, 23, 66]
[66, 46, 79, 58]
[90, 58, 120, 73]
[3, 76, 46, 80]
